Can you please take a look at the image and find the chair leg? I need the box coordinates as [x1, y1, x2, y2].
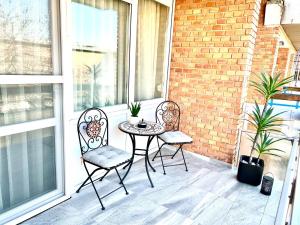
[76, 167, 101, 193]
[115, 168, 129, 195]
[171, 145, 182, 159]
[122, 161, 131, 170]
[152, 136, 161, 161]
[83, 162, 105, 210]
[180, 147, 188, 172]
[159, 145, 166, 175]
[99, 170, 110, 182]
[121, 160, 133, 183]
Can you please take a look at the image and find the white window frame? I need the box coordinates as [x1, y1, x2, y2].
[70, 0, 174, 114]
[0, 0, 65, 223]
[70, 0, 134, 116]
[129, 0, 174, 107]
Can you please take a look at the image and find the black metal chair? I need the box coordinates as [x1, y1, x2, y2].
[152, 101, 193, 174]
[76, 108, 130, 210]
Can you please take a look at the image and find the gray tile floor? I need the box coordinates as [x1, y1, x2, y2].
[23, 148, 282, 225]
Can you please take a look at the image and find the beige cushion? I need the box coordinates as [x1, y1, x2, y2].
[159, 131, 192, 144]
[83, 145, 131, 168]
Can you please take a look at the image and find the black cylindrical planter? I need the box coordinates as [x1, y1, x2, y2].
[237, 155, 264, 186]
[260, 173, 274, 196]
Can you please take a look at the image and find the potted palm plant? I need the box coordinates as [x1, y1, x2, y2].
[128, 102, 141, 124]
[237, 72, 292, 186]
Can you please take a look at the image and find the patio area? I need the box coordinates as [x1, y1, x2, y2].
[22, 148, 283, 225]
[2, 0, 300, 224]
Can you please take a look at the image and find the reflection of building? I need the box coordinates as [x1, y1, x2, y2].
[0, 84, 54, 126]
[0, 40, 52, 74]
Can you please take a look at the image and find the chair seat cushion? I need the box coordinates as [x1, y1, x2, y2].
[159, 131, 193, 144]
[83, 145, 131, 168]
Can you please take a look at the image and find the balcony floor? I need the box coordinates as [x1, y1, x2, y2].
[23, 148, 283, 225]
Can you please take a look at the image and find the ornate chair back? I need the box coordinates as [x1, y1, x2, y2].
[77, 108, 109, 155]
[155, 100, 180, 131]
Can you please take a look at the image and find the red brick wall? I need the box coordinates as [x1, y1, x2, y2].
[275, 48, 289, 76]
[248, 0, 280, 103]
[251, 0, 280, 75]
[247, 0, 296, 103]
[169, 0, 261, 163]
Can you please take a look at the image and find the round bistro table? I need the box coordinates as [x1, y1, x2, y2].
[118, 121, 165, 187]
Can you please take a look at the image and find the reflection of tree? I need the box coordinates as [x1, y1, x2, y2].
[0, 1, 51, 74]
[77, 63, 112, 109]
[85, 63, 102, 107]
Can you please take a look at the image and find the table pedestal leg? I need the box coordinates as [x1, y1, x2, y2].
[121, 134, 135, 182]
[145, 135, 155, 187]
[146, 137, 156, 172]
[122, 133, 157, 188]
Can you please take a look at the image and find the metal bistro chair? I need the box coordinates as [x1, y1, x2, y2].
[76, 108, 131, 210]
[152, 101, 193, 174]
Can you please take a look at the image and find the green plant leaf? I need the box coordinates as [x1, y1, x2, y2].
[129, 102, 141, 117]
[253, 132, 285, 157]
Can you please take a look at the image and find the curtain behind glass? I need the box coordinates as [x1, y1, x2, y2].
[0, 84, 56, 213]
[0, 128, 56, 213]
[72, 0, 130, 111]
[135, 0, 169, 101]
[0, 0, 53, 75]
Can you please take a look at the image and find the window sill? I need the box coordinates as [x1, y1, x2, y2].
[71, 104, 128, 120]
[139, 98, 165, 109]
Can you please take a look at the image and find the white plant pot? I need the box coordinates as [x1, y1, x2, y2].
[264, 3, 283, 26]
[128, 116, 140, 125]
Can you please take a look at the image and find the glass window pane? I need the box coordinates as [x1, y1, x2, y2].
[0, 0, 54, 75]
[72, 0, 130, 111]
[135, 0, 169, 101]
[0, 127, 56, 213]
[0, 84, 54, 126]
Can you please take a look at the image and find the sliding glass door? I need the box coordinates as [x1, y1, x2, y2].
[0, 0, 63, 223]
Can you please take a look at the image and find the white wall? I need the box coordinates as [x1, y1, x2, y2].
[282, 0, 300, 24]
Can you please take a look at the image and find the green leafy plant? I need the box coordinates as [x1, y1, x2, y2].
[249, 132, 285, 165]
[129, 102, 141, 117]
[247, 72, 293, 163]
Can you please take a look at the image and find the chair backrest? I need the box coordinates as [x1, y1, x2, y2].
[77, 108, 108, 155]
[156, 100, 180, 131]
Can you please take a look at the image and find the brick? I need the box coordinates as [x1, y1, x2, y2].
[169, 0, 261, 164]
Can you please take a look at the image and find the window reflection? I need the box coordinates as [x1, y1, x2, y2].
[0, 0, 53, 74]
[0, 84, 54, 126]
[72, 0, 130, 111]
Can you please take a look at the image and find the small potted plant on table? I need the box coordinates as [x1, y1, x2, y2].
[237, 72, 292, 186]
[128, 102, 141, 124]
